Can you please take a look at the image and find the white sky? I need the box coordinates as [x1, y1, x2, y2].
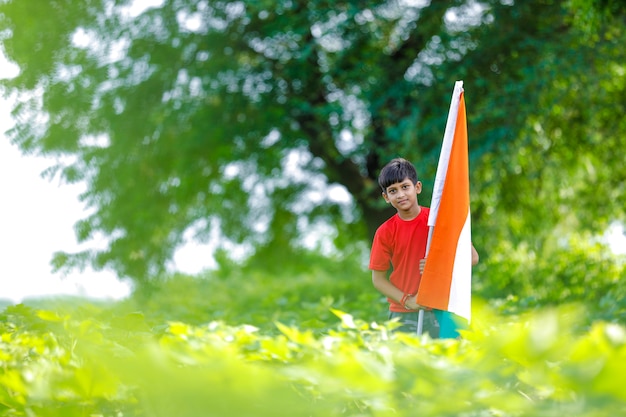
[0, 96, 214, 304]
[0, 135, 129, 302]
[0, 120, 214, 303]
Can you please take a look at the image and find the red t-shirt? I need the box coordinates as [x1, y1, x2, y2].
[369, 207, 430, 312]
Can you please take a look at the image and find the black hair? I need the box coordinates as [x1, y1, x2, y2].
[378, 158, 419, 192]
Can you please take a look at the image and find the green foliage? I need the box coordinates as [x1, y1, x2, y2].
[1, 1, 625, 281]
[2, 249, 625, 416]
[566, 0, 626, 39]
[122, 253, 381, 332]
[1, 1, 625, 409]
[1, 301, 626, 416]
[63, 229, 614, 340]
[474, 234, 626, 323]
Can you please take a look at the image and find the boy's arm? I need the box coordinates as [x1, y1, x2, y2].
[372, 270, 405, 305]
[471, 244, 479, 265]
[372, 270, 424, 310]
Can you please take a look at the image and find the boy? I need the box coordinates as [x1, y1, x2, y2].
[369, 158, 479, 337]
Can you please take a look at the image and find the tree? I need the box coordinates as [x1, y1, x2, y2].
[1, 0, 624, 283]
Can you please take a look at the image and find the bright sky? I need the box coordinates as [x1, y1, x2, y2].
[0, 96, 213, 304]
[0, 117, 214, 303]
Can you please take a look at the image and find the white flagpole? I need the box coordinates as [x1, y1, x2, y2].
[417, 81, 464, 336]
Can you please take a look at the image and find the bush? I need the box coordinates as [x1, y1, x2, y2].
[474, 234, 626, 324]
[121, 253, 383, 333]
[1, 302, 626, 416]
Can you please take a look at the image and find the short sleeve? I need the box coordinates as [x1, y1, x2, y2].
[369, 226, 391, 271]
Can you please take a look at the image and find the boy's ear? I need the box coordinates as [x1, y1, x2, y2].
[382, 192, 390, 203]
[415, 181, 422, 194]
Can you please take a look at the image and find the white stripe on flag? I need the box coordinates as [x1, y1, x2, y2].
[448, 210, 472, 321]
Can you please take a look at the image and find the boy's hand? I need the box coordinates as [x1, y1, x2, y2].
[404, 295, 424, 311]
[419, 258, 426, 274]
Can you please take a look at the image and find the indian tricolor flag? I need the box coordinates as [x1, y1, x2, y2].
[416, 81, 472, 323]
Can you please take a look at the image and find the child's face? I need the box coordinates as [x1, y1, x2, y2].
[382, 178, 422, 213]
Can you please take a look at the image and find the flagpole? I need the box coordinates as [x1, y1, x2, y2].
[416, 227, 433, 336]
[417, 310, 424, 335]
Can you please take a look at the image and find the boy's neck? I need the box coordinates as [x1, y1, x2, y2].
[397, 204, 421, 221]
